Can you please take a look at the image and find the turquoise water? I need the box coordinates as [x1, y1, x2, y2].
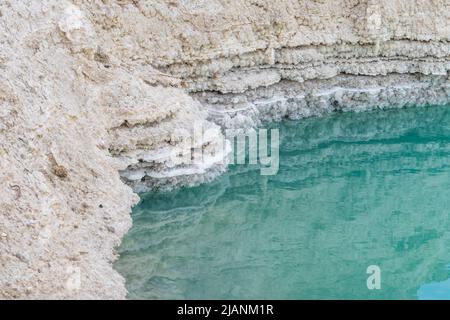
[116, 104, 450, 300]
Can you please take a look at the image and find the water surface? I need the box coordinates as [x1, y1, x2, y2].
[116, 104, 450, 299]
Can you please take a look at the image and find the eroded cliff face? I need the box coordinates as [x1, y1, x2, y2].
[0, 0, 223, 299]
[78, 0, 450, 189]
[0, 0, 449, 299]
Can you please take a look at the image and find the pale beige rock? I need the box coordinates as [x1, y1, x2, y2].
[0, 0, 449, 299]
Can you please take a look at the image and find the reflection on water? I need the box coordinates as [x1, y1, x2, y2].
[115, 104, 450, 299]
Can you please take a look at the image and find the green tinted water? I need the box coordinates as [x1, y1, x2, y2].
[116, 104, 450, 299]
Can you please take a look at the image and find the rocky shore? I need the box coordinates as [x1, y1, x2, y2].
[1, 0, 449, 299]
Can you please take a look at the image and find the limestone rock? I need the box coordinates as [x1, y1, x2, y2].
[1, 0, 450, 299]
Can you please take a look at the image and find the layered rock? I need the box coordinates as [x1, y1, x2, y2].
[0, 0, 449, 299]
[0, 0, 225, 299]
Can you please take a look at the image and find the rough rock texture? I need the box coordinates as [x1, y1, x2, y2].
[0, 0, 449, 299]
[0, 0, 223, 299]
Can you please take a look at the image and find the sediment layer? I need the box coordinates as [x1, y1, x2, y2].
[1, 0, 449, 299]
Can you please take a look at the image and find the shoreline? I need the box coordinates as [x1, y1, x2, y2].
[1, 0, 450, 299]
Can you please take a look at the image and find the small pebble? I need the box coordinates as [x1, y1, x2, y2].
[1, 233, 7, 237]
[52, 164, 68, 178]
